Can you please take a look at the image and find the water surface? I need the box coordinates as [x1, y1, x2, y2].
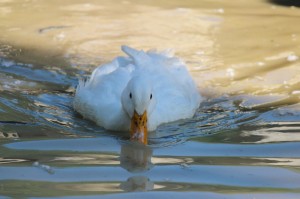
[0, 0, 300, 198]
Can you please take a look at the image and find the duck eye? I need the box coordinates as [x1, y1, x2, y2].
[129, 92, 132, 99]
[150, 94, 152, 99]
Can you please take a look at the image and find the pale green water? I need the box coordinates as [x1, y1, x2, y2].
[0, 0, 300, 198]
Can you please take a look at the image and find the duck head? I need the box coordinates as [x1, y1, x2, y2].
[121, 75, 156, 145]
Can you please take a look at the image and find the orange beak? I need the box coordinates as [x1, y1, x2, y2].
[130, 110, 148, 145]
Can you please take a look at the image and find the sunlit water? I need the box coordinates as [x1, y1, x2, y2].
[0, 0, 300, 198]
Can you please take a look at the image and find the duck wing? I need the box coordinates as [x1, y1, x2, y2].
[74, 56, 133, 130]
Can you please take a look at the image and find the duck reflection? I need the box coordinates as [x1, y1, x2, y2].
[120, 176, 154, 192]
[120, 142, 153, 173]
[119, 142, 154, 192]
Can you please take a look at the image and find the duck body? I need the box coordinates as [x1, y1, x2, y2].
[74, 46, 202, 133]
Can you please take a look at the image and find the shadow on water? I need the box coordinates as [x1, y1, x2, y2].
[0, 44, 107, 140]
[267, 0, 300, 7]
[0, 42, 70, 70]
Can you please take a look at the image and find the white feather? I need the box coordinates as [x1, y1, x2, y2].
[73, 46, 202, 132]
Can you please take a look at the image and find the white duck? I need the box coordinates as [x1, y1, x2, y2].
[74, 46, 202, 144]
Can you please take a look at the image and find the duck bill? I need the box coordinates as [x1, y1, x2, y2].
[130, 110, 148, 145]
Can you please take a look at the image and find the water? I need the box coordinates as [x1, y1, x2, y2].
[0, 0, 300, 198]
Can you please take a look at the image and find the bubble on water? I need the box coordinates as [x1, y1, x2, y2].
[54, 32, 66, 41]
[216, 8, 224, 14]
[257, 62, 265, 66]
[32, 161, 54, 174]
[226, 68, 235, 78]
[2, 60, 15, 67]
[180, 163, 190, 169]
[287, 54, 298, 62]
[292, 36, 297, 41]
